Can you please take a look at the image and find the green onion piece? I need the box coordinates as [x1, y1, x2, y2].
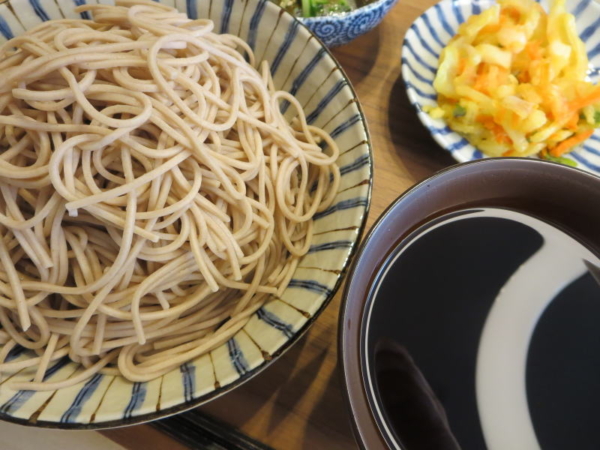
[594, 110, 600, 124]
[453, 104, 467, 117]
[543, 153, 578, 167]
[310, 0, 352, 16]
[301, 0, 312, 17]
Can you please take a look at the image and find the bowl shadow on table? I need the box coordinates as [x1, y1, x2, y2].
[331, 26, 380, 87]
[199, 320, 354, 449]
[388, 73, 456, 181]
[301, 357, 352, 449]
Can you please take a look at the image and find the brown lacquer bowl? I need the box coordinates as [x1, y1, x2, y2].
[340, 158, 600, 449]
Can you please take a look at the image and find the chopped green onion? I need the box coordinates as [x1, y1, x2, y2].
[301, 0, 312, 17]
[543, 153, 578, 167]
[453, 104, 467, 117]
[290, 0, 355, 17]
[594, 110, 600, 124]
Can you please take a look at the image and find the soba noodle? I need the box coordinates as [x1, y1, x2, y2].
[0, 0, 340, 391]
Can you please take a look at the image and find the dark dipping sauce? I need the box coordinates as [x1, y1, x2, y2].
[360, 208, 600, 450]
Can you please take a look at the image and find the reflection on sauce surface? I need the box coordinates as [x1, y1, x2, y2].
[362, 208, 600, 450]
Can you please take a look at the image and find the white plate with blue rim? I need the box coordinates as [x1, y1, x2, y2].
[401, 0, 600, 174]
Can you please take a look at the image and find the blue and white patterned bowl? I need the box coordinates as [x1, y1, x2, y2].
[402, 0, 600, 175]
[300, 0, 399, 47]
[0, 0, 372, 428]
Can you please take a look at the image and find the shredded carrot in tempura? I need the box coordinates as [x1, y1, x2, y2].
[426, 0, 600, 163]
[551, 129, 593, 157]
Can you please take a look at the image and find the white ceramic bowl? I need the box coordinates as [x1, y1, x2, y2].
[0, 0, 372, 428]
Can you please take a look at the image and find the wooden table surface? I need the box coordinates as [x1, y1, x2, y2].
[103, 0, 455, 448]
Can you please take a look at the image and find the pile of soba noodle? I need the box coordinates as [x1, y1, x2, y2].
[0, 0, 339, 390]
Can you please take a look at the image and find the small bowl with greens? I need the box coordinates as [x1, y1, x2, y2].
[274, 0, 398, 47]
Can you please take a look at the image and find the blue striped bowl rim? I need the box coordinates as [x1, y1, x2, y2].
[0, 0, 373, 428]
